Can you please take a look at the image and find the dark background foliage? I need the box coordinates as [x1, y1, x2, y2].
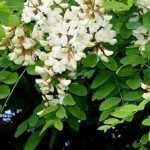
[0, 73, 149, 150]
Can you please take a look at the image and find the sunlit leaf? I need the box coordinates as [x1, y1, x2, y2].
[99, 97, 121, 111]
[54, 119, 63, 131]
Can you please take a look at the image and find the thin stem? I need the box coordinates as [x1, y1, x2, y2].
[113, 73, 123, 100]
[0, 68, 7, 74]
[144, 64, 150, 69]
[1, 67, 27, 112]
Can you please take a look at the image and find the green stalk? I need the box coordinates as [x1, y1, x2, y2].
[1, 67, 27, 112]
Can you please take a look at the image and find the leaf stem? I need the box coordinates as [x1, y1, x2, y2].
[113, 73, 123, 101]
[1, 67, 27, 112]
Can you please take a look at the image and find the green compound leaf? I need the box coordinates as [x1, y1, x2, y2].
[122, 91, 142, 101]
[0, 85, 10, 99]
[142, 116, 150, 126]
[39, 105, 59, 117]
[143, 69, 150, 78]
[0, 57, 11, 68]
[82, 54, 97, 67]
[2, 72, 18, 84]
[125, 46, 140, 55]
[119, 104, 138, 112]
[91, 71, 111, 89]
[144, 40, 150, 59]
[117, 66, 136, 77]
[40, 119, 54, 136]
[138, 99, 150, 111]
[98, 125, 111, 132]
[68, 105, 86, 120]
[140, 134, 148, 145]
[14, 120, 28, 137]
[111, 110, 132, 118]
[102, 57, 118, 71]
[54, 119, 63, 131]
[69, 83, 87, 96]
[9, 14, 20, 26]
[99, 97, 121, 111]
[92, 84, 116, 101]
[126, 22, 142, 29]
[64, 94, 76, 106]
[143, 12, 150, 30]
[5, 0, 24, 11]
[120, 55, 145, 67]
[56, 107, 66, 119]
[0, 25, 5, 41]
[0, 2, 11, 23]
[102, 0, 134, 11]
[148, 132, 150, 142]
[67, 115, 80, 131]
[104, 118, 120, 125]
[120, 23, 132, 39]
[24, 131, 43, 150]
[99, 107, 116, 121]
[28, 114, 38, 127]
[126, 78, 142, 90]
[0, 71, 11, 80]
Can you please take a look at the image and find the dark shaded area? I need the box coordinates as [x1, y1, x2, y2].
[0, 72, 149, 150]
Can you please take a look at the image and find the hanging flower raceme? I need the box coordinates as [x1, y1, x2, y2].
[130, 0, 150, 55]
[1, 0, 117, 108]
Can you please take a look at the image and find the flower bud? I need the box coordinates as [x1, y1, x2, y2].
[103, 49, 114, 56]
[15, 27, 24, 37]
[142, 93, 150, 100]
[141, 83, 147, 90]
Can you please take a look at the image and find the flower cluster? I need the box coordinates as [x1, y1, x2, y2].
[136, 0, 150, 13]
[131, 0, 150, 54]
[1, 0, 117, 107]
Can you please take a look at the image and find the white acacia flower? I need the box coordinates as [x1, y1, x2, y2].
[54, 0, 62, 4]
[100, 55, 109, 63]
[103, 49, 114, 56]
[14, 48, 22, 55]
[74, 52, 86, 61]
[38, 52, 48, 61]
[8, 53, 17, 61]
[22, 37, 35, 50]
[35, 66, 45, 75]
[44, 55, 57, 66]
[39, 40, 49, 47]
[141, 83, 147, 90]
[60, 79, 71, 86]
[6, 0, 117, 107]
[31, 25, 43, 40]
[37, 109, 45, 116]
[142, 93, 150, 100]
[136, 0, 150, 13]
[45, 95, 54, 101]
[15, 27, 24, 37]
[21, 7, 36, 23]
[23, 54, 35, 65]
[53, 61, 66, 74]
[14, 56, 25, 65]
